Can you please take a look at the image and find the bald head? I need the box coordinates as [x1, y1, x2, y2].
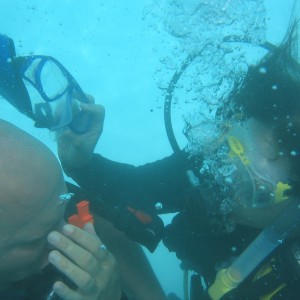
[0, 120, 67, 283]
[0, 120, 64, 234]
[0, 121, 61, 207]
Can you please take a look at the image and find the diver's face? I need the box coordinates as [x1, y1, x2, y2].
[240, 118, 291, 183]
[0, 175, 67, 284]
[229, 117, 293, 227]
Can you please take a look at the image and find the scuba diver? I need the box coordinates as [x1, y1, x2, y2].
[1, 19, 300, 300]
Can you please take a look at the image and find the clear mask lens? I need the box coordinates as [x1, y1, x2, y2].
[234, 164, 277, 208]
[39, 60, 69, 100]
[21, 58, 72, 129]
[25, 83, 72, 130]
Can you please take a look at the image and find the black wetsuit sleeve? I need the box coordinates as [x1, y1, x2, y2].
[63, 152, 191, 214]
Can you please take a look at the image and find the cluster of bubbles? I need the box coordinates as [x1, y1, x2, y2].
[199, 142, 239, 213]
[150, 0, 266, 52]
[144, 0, 267, 156]
[144, 1, 271, 221]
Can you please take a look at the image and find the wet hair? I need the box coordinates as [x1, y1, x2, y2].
[231, 21, 300, 181]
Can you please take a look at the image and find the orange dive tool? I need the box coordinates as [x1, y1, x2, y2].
[68, 200, 94, 228]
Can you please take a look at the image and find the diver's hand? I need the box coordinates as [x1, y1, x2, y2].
[47, 223, 121, 300]
[57, 96, 105, 168]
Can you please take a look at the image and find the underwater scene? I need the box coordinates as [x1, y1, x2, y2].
[1, 0, 300, 299]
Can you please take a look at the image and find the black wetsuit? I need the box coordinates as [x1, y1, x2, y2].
[64, 153, 190, 215]
[64, 153, 300, 300]
[64, 154, 257, 274]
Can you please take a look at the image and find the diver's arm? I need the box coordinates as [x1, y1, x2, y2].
[57, 101, 190, 213]
[64, 152, 190, 214]
[94, 214, 167, 300]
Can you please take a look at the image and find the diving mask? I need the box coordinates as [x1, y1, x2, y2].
[227, 121, 292, 208]
[0, 33, 91, 133]
[198, 120, 292, 216]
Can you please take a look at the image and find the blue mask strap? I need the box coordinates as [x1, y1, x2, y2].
[0, 34, 33, 117]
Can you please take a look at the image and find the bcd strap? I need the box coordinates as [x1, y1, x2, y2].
[111, 205, 164, 253]
[65, 182, 164, 252]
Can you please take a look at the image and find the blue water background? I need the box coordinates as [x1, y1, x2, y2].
[0, 0, 298, 298]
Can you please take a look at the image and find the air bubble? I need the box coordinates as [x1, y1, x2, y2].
[59, 193, 74, 201]
[259, 67, 267, 74]
[259, 185, 266, 191]
[225, 177, 233, 184]
[271, 84, 278, 90]
[290, 151, 297, 156]
[155, 202, 163, 211]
